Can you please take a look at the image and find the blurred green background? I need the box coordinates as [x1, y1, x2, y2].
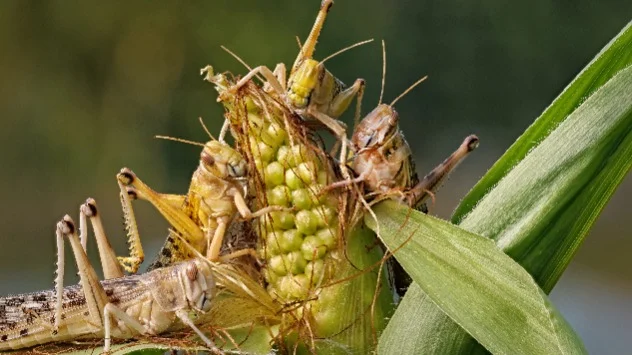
[0, 1, 630, 353]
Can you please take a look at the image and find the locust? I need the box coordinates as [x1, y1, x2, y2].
[0, 206, 219, 353]
[331, 41, 480, 295]
[116, 133, 283, 273]
[222, 0, 367, 181]
[336, 41, 480, 210]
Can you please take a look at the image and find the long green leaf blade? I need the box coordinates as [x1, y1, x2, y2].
[368, 202, 586, 355]
[453, 21, 632, 223]
[379, 22, 632, 355]
[458, 64, 632, 289]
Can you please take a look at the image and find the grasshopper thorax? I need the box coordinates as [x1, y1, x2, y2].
[200, 141, 247, 180]
[287, 58, 325, 109]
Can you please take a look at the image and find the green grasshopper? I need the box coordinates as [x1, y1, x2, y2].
[223, 0, 367, 180]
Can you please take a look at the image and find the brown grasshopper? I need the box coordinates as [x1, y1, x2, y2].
[0, 206, 219, 353]
[222, 0, 367, 180]
[116, 133, 283, 273]
[341, 41, 479, 295]
[335, 41, 479, 209]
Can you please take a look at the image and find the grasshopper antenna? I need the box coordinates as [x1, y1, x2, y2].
[198, 117, 218, 141]
[389, 75, 428, 107]
[221, 45, 253, 71]
[292, 0, 333, 71]
[378, 40, 387, 106]
[321, 39, 374, 64]
[295, 35, 303, 50]
[221, 45, 266, 83]
[155, 136, 206, 147]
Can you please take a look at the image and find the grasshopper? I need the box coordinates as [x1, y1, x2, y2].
[331, 42, 479, 296]
[116, 135, 283, 273]
[0, 208, 219, 352]
[335, 41, 479, 209]
[223, 0, 367, 180]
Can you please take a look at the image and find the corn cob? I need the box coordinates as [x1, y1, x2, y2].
[203, 66, 394, 353]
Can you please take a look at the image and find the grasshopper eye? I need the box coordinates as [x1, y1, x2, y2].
[201, 151, 215, 167]
[185, 263, 198, 281]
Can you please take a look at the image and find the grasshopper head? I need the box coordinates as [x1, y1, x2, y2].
[352, 104, 415, 192]
[200, 140, 247, 179]
[287, 58, 323, 109]
[182, 259, 216, 313]
[352, 104, 400, 152]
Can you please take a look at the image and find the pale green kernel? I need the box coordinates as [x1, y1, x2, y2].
[276, 145, 291, 167]
[245, 97, 258, 112]
[304, 259, 325, 285]
[301, 235, 327, 260]
[254, 158, 264, 172]
[287, 144, 311, 167]
[297, 161, 318, 185]
[269, 255, 289, 276]
[316, 227, 337, 250]
[257, 141, 276, 162]
[264, 161, 285, 187]
[287, 274, 310, 299]
[260, 130, 278, 148]
[267, 185, 291, 207]
[295, 210, 318, 235]
[285, 168, 305, 189]
[312, 205, 335, 228]
[285, 251, 307, 274]
[268, 211, 295, 230]
[275, 276, 293, 299]
[280, 229, 303, 252]
[291, 188, 314, 210]
[265, 230, 283, 255]
[247, 112, 264, 127]
[265, 121, 287, 147]
[263, 268, 279, 284]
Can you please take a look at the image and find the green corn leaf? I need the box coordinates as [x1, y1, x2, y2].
[367, 202, 587, 355]
[377, 21, 632, 355]
[453, 21, 632, 226]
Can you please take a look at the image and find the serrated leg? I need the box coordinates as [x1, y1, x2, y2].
[407, 135, 479, 207]
[118, 168, 203, 243]
[116, 178, 145, 274]
[54, 216, 107, 332]
[117, 168, 202, 273]
[80, 199, 124, 279]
